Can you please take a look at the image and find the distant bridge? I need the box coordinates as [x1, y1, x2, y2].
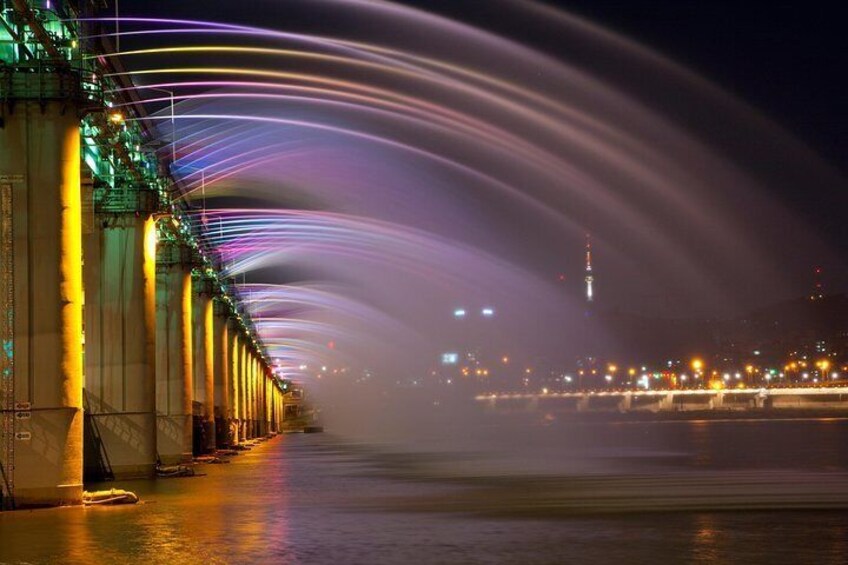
[477, 387, 848, 414]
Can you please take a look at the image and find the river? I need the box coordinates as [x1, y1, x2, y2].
[2, 413, 848, 564]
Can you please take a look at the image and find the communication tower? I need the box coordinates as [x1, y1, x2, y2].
[585, 234, 594, 303]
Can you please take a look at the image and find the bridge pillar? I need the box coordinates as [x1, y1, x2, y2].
[257, 368, 264, 436]
[266, 374, 273, 434]
[191, 279, 215, 454]
[261, 370, 268, 436]
[238, 339, 249, 442]
[240, 346, 248, 441]
[270, 385, 278, 433]
[212, 305, 230, 448]
[82, 211, 158, 479]
[250, 359, 257, 438]
[0, 99, 84, 506]
[279, 389, 285, 430]
[251, 355, 259, 438]
[228, 324, 241, 444]
[278, 389, 285, 431]
[155, 244, 194, 465]
[618, 392, 632, 412]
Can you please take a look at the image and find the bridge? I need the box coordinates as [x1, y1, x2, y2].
[0, 1, 295, 508]
[478, 387, 848, 414]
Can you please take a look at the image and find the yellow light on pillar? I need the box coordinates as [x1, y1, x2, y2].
[144, 217, 157, 261]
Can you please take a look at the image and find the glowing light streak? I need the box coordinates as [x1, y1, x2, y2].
[129, 111, 578, 226]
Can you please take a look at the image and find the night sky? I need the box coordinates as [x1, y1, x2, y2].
[402, 1, 848, 253]
[408, 1, 846, 173]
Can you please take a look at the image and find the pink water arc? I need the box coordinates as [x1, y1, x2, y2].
[83, 2, 845, 383]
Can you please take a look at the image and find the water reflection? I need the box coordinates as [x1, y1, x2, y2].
[3, 421, 848, 564]
[691, 514, 720, 563]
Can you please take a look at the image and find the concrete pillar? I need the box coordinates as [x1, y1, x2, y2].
[191, 285, 214, 454]
[238, 340, 248, 442]
[212, 306, 229, 448]
[277, 388, 283, 431]
[280, 392, 286, 430]
[256, 365, 263, 437]
[155, 253, 193, 465]
[256, 359, 263, 436]
[265, 374, 272, 434]
[83, 214, 157, 479]
[618, 392, 632, 412]
[268, 385, 275, 433]
[1, 101, 84, 506]
[248, 354, 256, 438]
[272, 387, 278, 432]
[249, 354, 256, 438]
[280, 393, 286, 429]
[227, 323, 240, 444]
[259, 369, 267, 436]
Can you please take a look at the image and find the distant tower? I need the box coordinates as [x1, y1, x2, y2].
[585, 233, 594, 303]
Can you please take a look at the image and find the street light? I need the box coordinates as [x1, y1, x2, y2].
[144, 86, 177, 165]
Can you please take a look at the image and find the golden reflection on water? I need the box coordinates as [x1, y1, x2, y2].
[4, 425, 848, 564]
[687, 420, 714, 467]
[691, 514, 722, 564]
[0, 441, 292, 564]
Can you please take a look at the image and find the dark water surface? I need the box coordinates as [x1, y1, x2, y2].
[2, 417, 848, 564]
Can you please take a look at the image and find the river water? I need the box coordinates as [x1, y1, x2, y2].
[2, 411, 848, 564]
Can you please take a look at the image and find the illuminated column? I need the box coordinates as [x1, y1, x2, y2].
[256, 359, 263, 436]
[278, 389, 284, 430]
[253, 357, 260, 437]
[83, 211, 158, 479]
[191, 279, 215, 454]
[258, 367, 265, 436]
[268, 385, 275, 433]
[155, 243, 193, 465]
[264, 374, 271, 435]
[283, 389, 288, 429]
[212, 305, 229, 448]
[282, 389, 288, 428]
[248, 354, 256, 438]
[275, 388, 282, 432]
[266, 373, 273, 434]
[253, 362, 263, 437]
[1, 99, 84, 506]
[227, 324, 239, 444]
[239, 340, 248, 442]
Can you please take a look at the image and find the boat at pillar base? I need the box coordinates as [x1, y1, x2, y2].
[155, 463, 196, 478]
[82, 489, 139, 506]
